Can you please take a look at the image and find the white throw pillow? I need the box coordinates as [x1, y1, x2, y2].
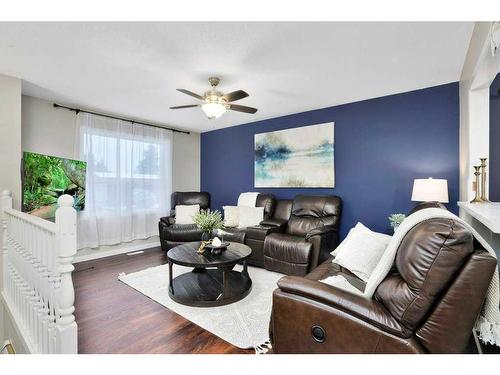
[332, 222, 392, 282]
[223, 206, 240, 228]
[175, 204, 200, 225]
[238, 206, 264, 229]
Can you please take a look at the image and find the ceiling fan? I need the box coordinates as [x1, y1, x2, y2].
[170, 77, 258, 120]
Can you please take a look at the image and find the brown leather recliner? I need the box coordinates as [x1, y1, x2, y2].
[158, 192, 211, 251]
[270, 217, 497, 353]
[263, 195, 341, 276]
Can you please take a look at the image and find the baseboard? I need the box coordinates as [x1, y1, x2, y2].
[74, 240, 161, 263]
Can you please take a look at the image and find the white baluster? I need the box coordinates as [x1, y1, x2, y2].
[1, 190, 12, 293]
[1, 192, 77, 354]
[54, 195, 77, 354]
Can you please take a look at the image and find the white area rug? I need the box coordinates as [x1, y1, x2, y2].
[118, 264, 283, 351]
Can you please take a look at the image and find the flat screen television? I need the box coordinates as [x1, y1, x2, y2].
[22, 151, 86, 220]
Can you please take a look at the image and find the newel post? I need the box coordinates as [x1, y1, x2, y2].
[1, 190, 13, 292]
[54, 194, 77, 354]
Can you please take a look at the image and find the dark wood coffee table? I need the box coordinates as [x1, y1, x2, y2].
[167, 241, 252, 307]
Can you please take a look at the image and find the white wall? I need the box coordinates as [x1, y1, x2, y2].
[0, 75, 22, 209]
[21, 95, 200, 260]
[21, 95, 201, 191]
[0, 74, 22, 351]
[459, 22, 500, 201]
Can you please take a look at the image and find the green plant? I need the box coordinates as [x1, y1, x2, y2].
[23, 152, 86, 216]
[388, 213, 406, 229]
[193, 209, 224, 232]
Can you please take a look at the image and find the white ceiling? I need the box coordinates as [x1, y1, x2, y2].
[0, 22, 473, 133]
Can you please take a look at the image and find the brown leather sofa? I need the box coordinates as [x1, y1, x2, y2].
[159, 192, 343, 277]
[270, 216, 497, 353]
[159, 192, 277, 253]
[221, 193, 276, 247]
[244, 199, 293, 267]
[158, 192, 211, 251]
[263, 195, 341, 276]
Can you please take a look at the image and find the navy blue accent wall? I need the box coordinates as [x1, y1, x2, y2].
[490, 73, 500, 202]
[201, 82, 459, 239]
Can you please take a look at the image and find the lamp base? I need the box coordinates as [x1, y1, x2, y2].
[409, 201, 447, 215]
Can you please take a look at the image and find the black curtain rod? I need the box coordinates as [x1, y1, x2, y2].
[53, 103, 190, 135]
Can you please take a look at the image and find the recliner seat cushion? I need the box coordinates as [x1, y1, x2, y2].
[264, 233, 312, 264]
[221, 227, 246, 243]
[246, 224, 283, 241]
[163, 224, 204, 242]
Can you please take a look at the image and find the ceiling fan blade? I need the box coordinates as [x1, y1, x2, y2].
[176, 89, 204, 100]
[170, 105, 200, 109]
[229, 104, 258, 114]
[223, 90, 249, 102]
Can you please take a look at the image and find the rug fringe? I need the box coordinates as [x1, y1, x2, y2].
[254, 340, 272, 354]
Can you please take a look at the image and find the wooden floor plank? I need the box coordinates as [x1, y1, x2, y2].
[73, 247, 251, 354]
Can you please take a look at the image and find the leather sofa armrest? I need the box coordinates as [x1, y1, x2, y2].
[260, 218, 287, 228]
[304, 225, 339, 268]
[305, 225, 337, 240]
[160, 215, 175, 226]
[277, 276, 408, 337]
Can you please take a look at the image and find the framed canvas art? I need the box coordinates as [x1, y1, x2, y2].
[254, 122, 334, 188]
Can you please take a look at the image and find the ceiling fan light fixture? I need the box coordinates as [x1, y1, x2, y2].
[173, 77, 257, 118]
[201, 102, 227, 119]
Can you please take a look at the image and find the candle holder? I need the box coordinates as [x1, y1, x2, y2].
[480, 158, 490, 202]
[470, 166, 483, 203]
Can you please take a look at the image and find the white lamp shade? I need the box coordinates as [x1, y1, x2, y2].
[411, 178, 449, 203]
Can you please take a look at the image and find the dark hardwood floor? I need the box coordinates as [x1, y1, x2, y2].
[73, 247, 251, 354]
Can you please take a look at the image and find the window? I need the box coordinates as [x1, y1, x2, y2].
[76, 113, 172, 248]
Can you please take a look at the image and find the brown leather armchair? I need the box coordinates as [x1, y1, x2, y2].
[270, 217, 497, 353]
[158, 192, 211, 251]
[263, 195, 341, 276]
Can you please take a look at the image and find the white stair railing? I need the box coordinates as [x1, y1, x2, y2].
[1, 190, 77, 354]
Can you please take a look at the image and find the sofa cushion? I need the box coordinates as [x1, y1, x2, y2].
[238, 206, 264, 229]
[223, 205, 240, 227]
[332, 222, 392, 281]
[175, 204, 200, 224]
[221, 227, 246, 243]
[264, 233, 312, 264]
[163, 224, 203, 242]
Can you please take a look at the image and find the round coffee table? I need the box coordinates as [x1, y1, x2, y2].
[167, 241, 252, 307]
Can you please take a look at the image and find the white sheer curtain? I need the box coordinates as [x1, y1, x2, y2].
[76, 112, 172, 249]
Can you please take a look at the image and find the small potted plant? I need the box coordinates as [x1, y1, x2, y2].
[388, 213, 406, 232]
[193, 209, 224, 242]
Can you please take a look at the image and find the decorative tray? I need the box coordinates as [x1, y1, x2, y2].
[205, 242, 230, 250]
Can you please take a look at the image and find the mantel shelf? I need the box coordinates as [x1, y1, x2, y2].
[457, 202, 500, 234]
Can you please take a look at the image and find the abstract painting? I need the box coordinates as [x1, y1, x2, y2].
[255, 122, 334, 188]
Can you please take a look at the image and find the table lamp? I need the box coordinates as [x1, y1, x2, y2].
[410, 178, 448, 214]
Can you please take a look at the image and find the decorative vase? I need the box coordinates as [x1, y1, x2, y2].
[201, 230, 212, 242]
